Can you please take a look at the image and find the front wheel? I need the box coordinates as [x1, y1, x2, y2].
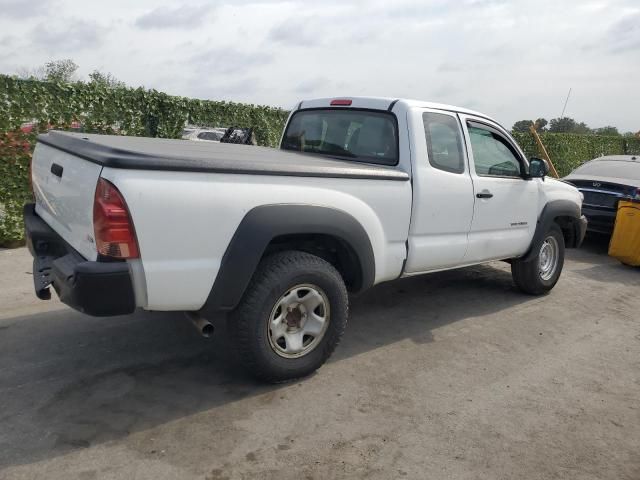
[228, 250, 348, 383]
[512, 224, 565, 295]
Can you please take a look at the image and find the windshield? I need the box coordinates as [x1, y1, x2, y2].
[281, 109, 398, 165]
[573, 160, 640, 181]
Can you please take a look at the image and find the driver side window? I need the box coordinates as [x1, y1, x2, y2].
[468, 123, 522, 178]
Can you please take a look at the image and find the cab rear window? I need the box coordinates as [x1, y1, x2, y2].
[281, 109, 399, 165]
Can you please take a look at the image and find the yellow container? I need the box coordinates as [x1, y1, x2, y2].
[609, 200, 640, 266]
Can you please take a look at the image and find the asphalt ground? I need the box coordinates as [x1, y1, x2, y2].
[1, 236, 638, 479]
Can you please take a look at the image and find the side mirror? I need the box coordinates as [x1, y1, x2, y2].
[528, 157, 549, 179]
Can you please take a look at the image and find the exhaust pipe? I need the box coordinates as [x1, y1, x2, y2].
[185, 312, 214, 338]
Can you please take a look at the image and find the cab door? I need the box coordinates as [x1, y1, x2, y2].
[460, 115, 539, 262]
[404, 108, 475, 273]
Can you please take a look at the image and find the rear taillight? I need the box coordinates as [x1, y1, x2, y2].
[330, 99, 352, 106]
[93, 178, 139, 259]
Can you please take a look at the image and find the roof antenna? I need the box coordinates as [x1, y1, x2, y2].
[560, 88, 572, 119]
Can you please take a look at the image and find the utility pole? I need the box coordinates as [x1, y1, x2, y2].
[560, 88, 572, 119]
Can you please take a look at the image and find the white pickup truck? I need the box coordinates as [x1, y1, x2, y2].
[25, 97, 586, 382]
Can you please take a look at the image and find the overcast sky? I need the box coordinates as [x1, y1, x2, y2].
[0, 0, 639, 131]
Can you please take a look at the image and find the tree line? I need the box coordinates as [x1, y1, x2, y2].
[512, 117, 637, 137]
[17, 58, 125, 88]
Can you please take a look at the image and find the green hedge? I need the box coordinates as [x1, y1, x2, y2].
[0, 75, 289, 246]
[1, 73, 638, 246]
[512, 132, 640, 177]
[0, 75, 289, 146]
[0, 130, 34, 246]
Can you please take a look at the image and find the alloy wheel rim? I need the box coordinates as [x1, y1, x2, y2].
[267, 284, 330, 359]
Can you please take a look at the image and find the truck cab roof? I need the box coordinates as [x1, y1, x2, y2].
[296, 96, 497, 124]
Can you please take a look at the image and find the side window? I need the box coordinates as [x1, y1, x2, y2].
[423, 112, 465, 174]
[467, 124, 522, 177]
[197, 131, 223, 141]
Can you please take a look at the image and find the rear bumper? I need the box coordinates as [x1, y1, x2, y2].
[24, 204, 136, 317]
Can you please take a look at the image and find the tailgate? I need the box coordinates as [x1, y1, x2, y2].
[32, 142, 102, 260]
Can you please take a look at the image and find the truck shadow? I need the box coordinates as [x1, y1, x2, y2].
[575, 233, 610, 256]
[0, 262, 539, 468]
[566, 233, 640, 284]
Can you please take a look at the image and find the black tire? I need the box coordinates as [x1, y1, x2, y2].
[512, 224, 565, 295]
[228, 250, 348, 383]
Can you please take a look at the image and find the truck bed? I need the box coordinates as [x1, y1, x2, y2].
[38, 131, 409, 181]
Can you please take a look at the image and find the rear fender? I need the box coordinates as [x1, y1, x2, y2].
[200, 204, 375, 313]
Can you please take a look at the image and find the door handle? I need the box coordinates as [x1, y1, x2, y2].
[51, 163, 64, 178]
[476, 190, 493, 199]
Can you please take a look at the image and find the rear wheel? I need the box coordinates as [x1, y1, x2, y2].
[228, 250, 348, 383]
[512, 224, 565, 295]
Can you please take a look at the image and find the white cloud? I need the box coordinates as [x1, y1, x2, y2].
[0, 0, 638, 131]
[0, 0, 52, 18]
[268, 21, 323, 47]
[189, 48, 273, 75]
[135, 4, 214, 29]
[31, 19, 105, 52]
[605, 12, 640, 53]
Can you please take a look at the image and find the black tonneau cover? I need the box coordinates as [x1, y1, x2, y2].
[37, 131, 409, 181]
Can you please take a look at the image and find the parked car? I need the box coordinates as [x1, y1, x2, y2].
[564, 155, 640, 234]
[182, 127, 227, 142]
[24, 96, 586, 382]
